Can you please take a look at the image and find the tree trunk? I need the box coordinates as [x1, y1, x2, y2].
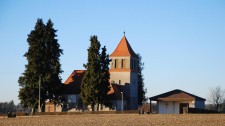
[97, 103, 99, 111]
[217, 104, 219, 112]
[91, 104, 94, 111]
[41, 102, 46, 112]
[31, 107, 35, 115]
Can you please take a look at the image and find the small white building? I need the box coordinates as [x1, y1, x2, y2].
[149, 89, 206, 114]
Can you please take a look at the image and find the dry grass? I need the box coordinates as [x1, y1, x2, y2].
[1, 114, 225, 126]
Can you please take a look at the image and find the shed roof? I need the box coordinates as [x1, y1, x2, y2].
[110, 36, 137, 58]
[149, 89, 206, 101]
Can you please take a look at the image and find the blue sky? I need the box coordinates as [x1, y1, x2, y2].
[0, 0, 225, 104]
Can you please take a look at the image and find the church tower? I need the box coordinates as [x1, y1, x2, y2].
[109, 35, 138, 110]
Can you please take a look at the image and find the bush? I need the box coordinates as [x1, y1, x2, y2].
[8, 112, 16, 118]
[188, 108, 218, 114]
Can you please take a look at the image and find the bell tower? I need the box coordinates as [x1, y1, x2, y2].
[109, 35, 138, 109]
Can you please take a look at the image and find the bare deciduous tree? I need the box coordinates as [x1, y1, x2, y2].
[209, 86, 225, 112]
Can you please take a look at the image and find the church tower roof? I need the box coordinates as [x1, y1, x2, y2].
[110, 36, 137, 58]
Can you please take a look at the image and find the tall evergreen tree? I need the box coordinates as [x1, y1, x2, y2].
[80, 36, 110, 111]
[18, 19, 46, 114]
[81, 36, 101, 111]
[44, 19, 63, 103]
[18, 19, 63, 113]
[137, 54, 147, 106]
[98, 46, 111, 110]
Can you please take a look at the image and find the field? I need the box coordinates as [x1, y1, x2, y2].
[1, 114, 225, 126]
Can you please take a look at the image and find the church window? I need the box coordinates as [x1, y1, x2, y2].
[119, 80, 121, 84]
[115, 59, 119, 69]
[121, 59, 126, 68]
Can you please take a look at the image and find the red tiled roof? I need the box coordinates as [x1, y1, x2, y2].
[107, 84, 115, 95]
[62, 70, 85, 94]
[63, 70, 127, 100]
[149, 89, 205, 101]
[64, 70, 85, 85]
[110, 36, 137, 58]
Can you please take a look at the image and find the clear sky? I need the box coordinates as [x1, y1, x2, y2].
[0, 0, 225, 104]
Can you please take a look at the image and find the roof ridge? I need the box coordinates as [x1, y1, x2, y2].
[150, 89, 205, 101]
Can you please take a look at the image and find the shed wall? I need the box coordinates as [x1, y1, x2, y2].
[158, 101, 195, 114]
[194, 100, 205, 109]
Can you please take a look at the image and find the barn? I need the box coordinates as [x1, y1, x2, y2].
[149, 89, 206, 114]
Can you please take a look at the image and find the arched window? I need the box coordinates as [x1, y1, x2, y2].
[121, 59, 126, 68]
[115, 59, 119, 69]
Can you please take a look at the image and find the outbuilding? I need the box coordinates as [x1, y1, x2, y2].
[149, 89, 206, 114]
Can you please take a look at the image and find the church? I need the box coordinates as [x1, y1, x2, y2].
[60, 35, 139, 111]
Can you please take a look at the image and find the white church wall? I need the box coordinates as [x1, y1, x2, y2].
[110, 55, 138, 110]
[109, 56, 131, 85]
[110, 56, 130, 69]
[110, 72, 130, 85]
